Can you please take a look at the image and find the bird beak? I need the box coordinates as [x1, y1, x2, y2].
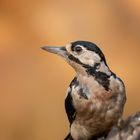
[41, 46, 68, 58]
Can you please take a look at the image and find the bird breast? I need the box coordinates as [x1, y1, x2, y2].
[71, 75, 125, 125]
[70, 75, 125, 140]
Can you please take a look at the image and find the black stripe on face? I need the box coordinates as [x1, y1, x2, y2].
[68, 54, 100, 70]
[68, 54, 84, 66]
[68, 54, 110, 91]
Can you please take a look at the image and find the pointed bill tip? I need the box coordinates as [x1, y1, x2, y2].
[41, 46, 59, 54]
[41, 46, 50, 51]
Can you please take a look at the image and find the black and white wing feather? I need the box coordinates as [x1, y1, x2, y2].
[65, 78, 77, 124]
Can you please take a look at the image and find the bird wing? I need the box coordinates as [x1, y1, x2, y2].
[65, 88, 76, 124]
[65, 78, 77, 125]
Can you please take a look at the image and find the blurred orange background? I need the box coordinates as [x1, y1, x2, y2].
[0, 0, 140, 140]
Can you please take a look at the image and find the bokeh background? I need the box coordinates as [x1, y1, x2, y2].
[0, 0, 140, 140]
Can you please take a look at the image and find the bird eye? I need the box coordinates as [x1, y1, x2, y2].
[74, 46, 82, 53]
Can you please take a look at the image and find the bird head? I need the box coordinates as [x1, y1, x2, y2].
[42, 41, 111, 76]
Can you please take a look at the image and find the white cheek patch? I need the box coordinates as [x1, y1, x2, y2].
[78, 51, 101, 66]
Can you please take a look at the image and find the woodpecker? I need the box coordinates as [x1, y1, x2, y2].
[42, 41, 126, 140]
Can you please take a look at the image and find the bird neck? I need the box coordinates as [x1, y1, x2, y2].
[76, 62, 112, 91]
[79, 61, 111, 77]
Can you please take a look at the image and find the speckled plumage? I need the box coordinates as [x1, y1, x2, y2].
[67, 73, 125, 140]
[106, 112, 140, 140]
